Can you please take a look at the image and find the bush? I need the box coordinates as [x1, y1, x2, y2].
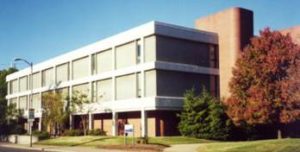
[32, 131, 50, 140]
[63, 129, 83, 136]
[88, 129, 106, 136]
[178, 88, 235, 140]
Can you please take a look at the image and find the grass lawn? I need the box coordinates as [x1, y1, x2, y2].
[197, 138, 300, 152]
[36, 136, 212, 147]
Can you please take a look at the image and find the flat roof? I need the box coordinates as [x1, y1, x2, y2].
[7, 21, 218, 81]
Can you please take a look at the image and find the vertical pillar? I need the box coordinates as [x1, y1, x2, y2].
[88, 112, 93, 130]
[141, 108, 148, 137]
[112, 111, 118, 136]
[38, 117, 42, 131]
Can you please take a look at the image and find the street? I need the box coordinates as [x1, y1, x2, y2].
[0, 146, 45, 152]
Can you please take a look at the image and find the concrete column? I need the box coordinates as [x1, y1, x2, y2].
[88, 112, 93, 130]
[112, 111, 118, 136]
[38, 117, 42, 131]
[141, 108, 148, 137]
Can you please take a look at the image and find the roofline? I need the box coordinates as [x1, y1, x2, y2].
[7, 21, 217, 81]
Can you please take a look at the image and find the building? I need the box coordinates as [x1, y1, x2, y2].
[6, 21, 219, 137]
[6, 7, 299, 137]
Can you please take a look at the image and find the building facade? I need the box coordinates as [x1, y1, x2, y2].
[9, 7, 298, 137]
[6, 21, 219, 137]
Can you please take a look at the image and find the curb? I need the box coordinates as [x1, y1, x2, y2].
[0, 144, 75, 152]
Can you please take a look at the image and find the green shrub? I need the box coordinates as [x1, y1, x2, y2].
[63, 129, 83, 136]
[178, 88, 235, 140]
[32, 131, 50, 140]
[88, 129, 106, 136]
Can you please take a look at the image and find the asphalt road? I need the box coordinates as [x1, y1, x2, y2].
[0, 146, 45, 152]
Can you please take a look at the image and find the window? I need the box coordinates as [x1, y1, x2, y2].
[10, 79, 18, 94]
[42, 68, 54, 87]
[92, 49, 112, 74]
[72, 57, 89, 80]
[145, 70, 156, 97]
[144, 36, 156, 62]
[10, 98, 18, 107]
[19, 96, 28, 110]
[19, 76, 27, 92]
[93, 79, 112, 102]
[72, 83, 89, 97]
[209, 45, 218, 68]
[56, 63, 69, 83]
[116, 41, 136, 69]
[137, 72, 142, 98]
[116, 74, 136, 100]
[32, 93, 41, 110]
[32, 72, 41, 89]
[136, 40, 141, 64]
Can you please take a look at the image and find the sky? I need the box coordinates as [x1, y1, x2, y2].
[0, 0, 299, 70]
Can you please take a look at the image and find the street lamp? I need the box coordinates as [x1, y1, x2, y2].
[13, 58, 34, 147]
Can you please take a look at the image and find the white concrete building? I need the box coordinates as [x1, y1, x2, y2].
[6, 21, 219, 136]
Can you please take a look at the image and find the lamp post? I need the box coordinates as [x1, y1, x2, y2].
[14, 58, 33, 147]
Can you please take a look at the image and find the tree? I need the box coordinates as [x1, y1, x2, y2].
[42, 91, 68, 136]
[178, 88, 234, 140]
[225, 28, 300, 138]
[0, 68, 18, 136]
[69, 91, 94, 136]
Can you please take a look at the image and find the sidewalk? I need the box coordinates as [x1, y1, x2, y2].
[0, 142, 124, 152]
[163, 144, 201, 152]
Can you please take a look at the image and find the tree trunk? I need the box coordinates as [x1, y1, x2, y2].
[277, 123, 283, 139]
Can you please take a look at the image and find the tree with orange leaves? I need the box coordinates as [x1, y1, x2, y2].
[225, 28, 300, 138]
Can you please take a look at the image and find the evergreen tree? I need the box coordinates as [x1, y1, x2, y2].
[178, 88, 233, 140]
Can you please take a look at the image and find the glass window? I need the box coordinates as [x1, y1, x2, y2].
[209, 45, 219, 68]
[32, 72, 41, 89]
[116, 74, 136, 100]
[116, 41, 136, 69]
[19, 76, 27, 92]
[42, 68, 54, 87]
[10, 98, 18, 107]
[19, 96, 28, 110]
[144, 36, 156, 62]
[156, 36, 211, 67]
[72, 83, 89, 97]
[93, 79, 112, 102]
[72, 57, 89, 80]
[145, 70, 156, 97]
[32, 93, 41, 110]
[137, 40, 141, 64]
[93, 49, 112, 74]
[57, 87, 69, 101]
[10, 79, 18, 94]
[56, 63, 69, 83]
[137, 72, 142, 98]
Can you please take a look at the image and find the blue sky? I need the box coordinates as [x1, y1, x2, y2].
[0, 0, 299, 70]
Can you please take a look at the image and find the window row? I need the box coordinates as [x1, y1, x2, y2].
[9, 70, 156, 110]
[9, 36, 156, 94]
[9, 36, 218, 94]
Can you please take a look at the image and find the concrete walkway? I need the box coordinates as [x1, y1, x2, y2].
[163, 144, 201, 152]
[0, 142, 124, 152]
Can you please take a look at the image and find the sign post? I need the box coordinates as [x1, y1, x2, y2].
[124, 124, 134, 145]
